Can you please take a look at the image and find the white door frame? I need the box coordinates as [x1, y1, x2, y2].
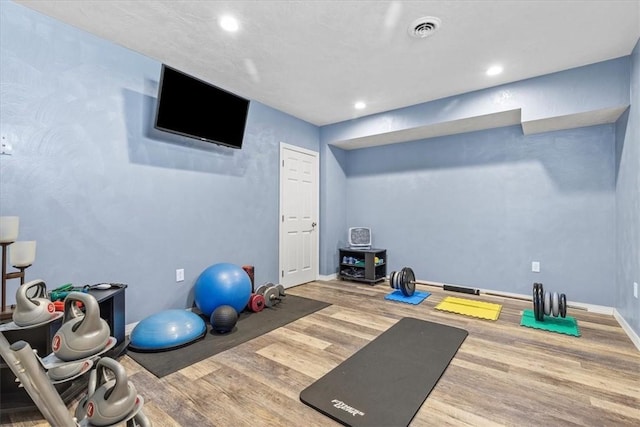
[278, 142, 319, 287]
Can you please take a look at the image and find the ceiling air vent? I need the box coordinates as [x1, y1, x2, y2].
[408, 16, 441, 39]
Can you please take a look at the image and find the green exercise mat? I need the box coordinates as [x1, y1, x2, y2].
[520, 309, 580, 336]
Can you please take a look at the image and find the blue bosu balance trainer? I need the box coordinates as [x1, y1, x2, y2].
[128, 309, 206, 352]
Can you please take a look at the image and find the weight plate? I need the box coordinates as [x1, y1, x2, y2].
[538, 283, 545, 321]
[402, 267, 416, 297]
[255, 285, 269, 296]
[264, 287, 279, 308]
[551, 292, 559, 317]
[397, 268, 406, 296]
[398, 268, 409, 296]
[276, 284, 286, 297]
[534, 283, 544, 321]
[249, 294, 265, 312]
[532, 283, 540, 321]
[560, 293, 567, 318]
[532, 283, 537, 319]
[389, 271, 396, 289]
[394, 270, 401, 290]
[544, 291, 551, 316]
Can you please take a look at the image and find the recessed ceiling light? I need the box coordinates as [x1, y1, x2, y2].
[486, 65, 503, 76]
[220, 15, 239, 32]
[354, 101, 366, 110]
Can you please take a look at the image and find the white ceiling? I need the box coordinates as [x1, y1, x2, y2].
[13, 1, 640, 127]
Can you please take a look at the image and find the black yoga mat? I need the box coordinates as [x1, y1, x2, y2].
[299, 317, 468, 427]
[127, 295, 330, 378]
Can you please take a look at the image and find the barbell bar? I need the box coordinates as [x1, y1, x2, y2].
[389, 268, 574, 319]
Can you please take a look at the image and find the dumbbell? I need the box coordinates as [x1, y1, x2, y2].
[255, 283, 286, 307]
[532, 282, 567, 321]
[388, 267, 416, 297]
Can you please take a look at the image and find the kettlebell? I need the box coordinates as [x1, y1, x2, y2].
[12, 279, 55, 327]
[84, 357, 138, 426]
[48, 359, 91, 381]
[74, 367, 96, 421]
[52, 292, 110, 361]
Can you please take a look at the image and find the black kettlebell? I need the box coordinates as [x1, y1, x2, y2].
[82, 357, 138, 426]
[52, 292, 110, 361]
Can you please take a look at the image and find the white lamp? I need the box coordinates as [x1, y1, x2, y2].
[0, 216, 19, 244]
[1, 216, 38, 320]
[10, 241, 36, 268]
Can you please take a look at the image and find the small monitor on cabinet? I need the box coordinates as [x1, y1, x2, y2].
[348, 227, 371, 249]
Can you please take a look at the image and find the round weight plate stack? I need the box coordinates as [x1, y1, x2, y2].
[389, 271, 396, 290]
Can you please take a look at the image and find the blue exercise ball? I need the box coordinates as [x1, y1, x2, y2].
[129, 309, 206, 352]
[194, 262, 252, 316]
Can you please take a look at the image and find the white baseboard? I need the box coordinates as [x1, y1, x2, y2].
[123, 277, 638, 352]
[478, 287, 613, 315]
[421, 281, 637, 349]
[416, 281, 616, 315]
[613, 309, 640, 351]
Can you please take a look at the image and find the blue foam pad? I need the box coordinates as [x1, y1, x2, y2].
[129, 309, 207, 351]
[385, 290, 430, 305]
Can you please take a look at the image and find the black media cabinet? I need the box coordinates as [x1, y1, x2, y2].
[339, 247, 386, 284]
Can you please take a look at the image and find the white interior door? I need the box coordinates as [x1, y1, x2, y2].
[279, 142, 319, 288]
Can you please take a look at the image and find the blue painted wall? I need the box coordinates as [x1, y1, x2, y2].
[343, 124, 615, 305]
[615, 38, 640, 336]
[318, 140, 348, 275]
[0, 2, 318, 323]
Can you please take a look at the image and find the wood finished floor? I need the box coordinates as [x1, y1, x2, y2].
[3, 279, 640, 426]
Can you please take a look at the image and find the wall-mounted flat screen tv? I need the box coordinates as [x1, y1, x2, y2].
[154, 64, 250, 149]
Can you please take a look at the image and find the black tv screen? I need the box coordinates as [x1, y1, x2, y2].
[154, 64, 249, 149]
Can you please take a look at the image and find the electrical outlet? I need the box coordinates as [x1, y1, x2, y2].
[176, 268, 184, 282]
[634, 282, 638, 299]
[531, 261, 540, 273]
